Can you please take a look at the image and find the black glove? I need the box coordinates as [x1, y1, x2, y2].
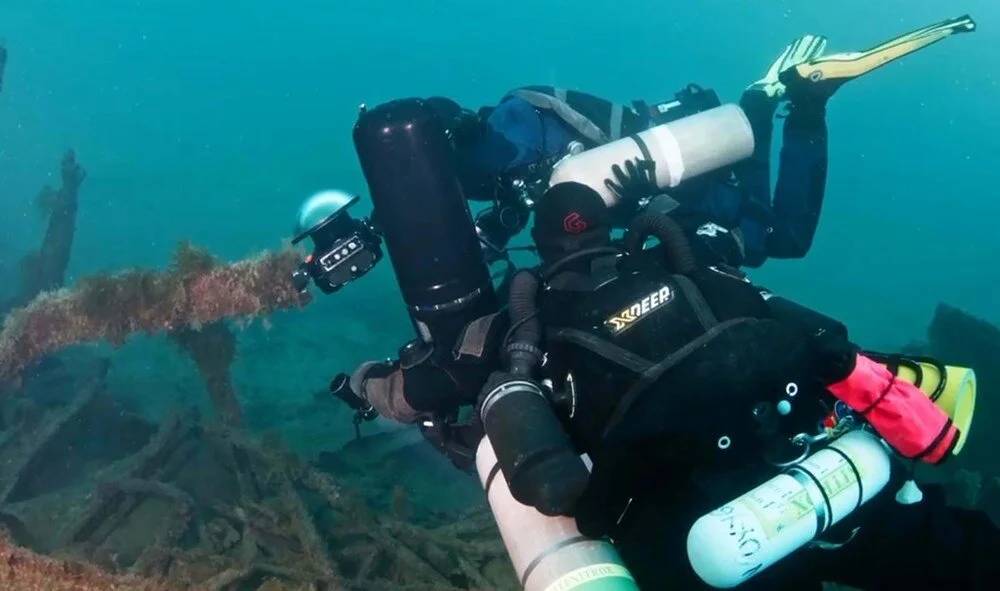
[575, 446, 643, 537]
[807, 330, 860, 385]
[420, 416, 484, 472]
[604, 158, 658, 201]
[329, 373, 368, 411]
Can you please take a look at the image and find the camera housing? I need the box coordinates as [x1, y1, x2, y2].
[291, 190, 382, 294]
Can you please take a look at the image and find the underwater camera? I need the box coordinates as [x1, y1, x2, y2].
[291, 190, 382, 294]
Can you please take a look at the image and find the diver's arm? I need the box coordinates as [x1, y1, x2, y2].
[344, 312, 506, 423]
[347, 358, 463, 424]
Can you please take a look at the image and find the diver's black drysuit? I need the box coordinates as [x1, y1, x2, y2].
[528, 215, 1000, 590]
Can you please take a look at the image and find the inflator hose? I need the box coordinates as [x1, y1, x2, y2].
[622, 212, 697, 274]
[506, 270, 542, 376]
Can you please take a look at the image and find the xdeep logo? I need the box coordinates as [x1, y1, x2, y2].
[604, 286, 673, 335]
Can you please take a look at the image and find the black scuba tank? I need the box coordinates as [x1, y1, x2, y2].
[353, 99, 498, 354]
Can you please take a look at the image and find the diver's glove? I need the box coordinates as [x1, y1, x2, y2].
[346, 360, 424, 424]
[746, 35, 828, 101]
[806, 330, 860, 385]
[605, 158, 658, 202]
[329, 372, 372, 413]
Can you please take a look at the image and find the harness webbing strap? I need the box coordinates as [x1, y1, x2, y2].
[512, 88, 609, 144]
[548, 328, 655, 374]
[673, 274, 719, 330]
[610, 103, 624, 141]
[602, 318, 754, 438]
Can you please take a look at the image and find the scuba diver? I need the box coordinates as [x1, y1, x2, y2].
[439, 14, 975, 268]
[479, 189, 996, 590]
[287, 14, 982, 590]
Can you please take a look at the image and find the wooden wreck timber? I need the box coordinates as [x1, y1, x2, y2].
[0, 246, 310, 383]
[0, 357, 515, 590]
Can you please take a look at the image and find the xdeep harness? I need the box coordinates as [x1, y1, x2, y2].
[480, 211, 829, 514]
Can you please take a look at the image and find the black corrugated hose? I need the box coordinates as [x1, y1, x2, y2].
[622, 212, 697, 274]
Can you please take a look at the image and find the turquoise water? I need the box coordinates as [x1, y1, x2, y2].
[0, 1, 998, 587]
[2, 2, 997, 348]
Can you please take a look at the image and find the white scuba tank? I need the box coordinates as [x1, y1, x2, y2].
[686, 429, 892, 589]
[476, 438, 639, 591]
[547, 104, 755, 208]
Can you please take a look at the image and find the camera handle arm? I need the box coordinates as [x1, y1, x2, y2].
[329, 372, 378, 439]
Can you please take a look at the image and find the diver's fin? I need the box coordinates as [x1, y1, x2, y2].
[784, 14, 976, 92]
[748, 34, 828, 98]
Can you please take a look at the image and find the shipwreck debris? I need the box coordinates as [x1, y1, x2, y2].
[172, 321, 243, 426]
[6, 151, 86, 313]
[0, 533, 169, 591]
[0, 246, 309, 383]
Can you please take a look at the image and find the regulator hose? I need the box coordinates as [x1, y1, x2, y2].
[622, 212, 697, 274]
[505, 270, 543, 376]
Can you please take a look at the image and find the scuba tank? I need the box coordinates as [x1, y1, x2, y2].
[547, 104, 755, 208]
[686, 429, 892, 589]
[475, 269, 636, 590]
[476, 438, 639, 591]
[353, 98, 498, 353]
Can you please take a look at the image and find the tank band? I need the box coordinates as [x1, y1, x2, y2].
[480, 380, 546, 420]
[610, 104, 624, 141]
[825, 444, 865, 511]
[410, 286, 484, 314]
[521, 535, 590, 588]
[484, 462, 502, 495]
[628, 134, 653, 165]
[787, 466, 831, 534]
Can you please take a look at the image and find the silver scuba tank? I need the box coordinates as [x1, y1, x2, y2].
[547, 104, 755, 208]
[686, 429, 892, 588]
[476, 437, 639, 591]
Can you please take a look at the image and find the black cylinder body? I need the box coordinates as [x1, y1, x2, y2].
[353, 99, 497, 348]
[481, 379, 590, 516]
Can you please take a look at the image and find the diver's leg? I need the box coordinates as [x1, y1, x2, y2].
[765, 102, 828, 259]
[734, 90, 778, 214]
[735, 35, 827, 266]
